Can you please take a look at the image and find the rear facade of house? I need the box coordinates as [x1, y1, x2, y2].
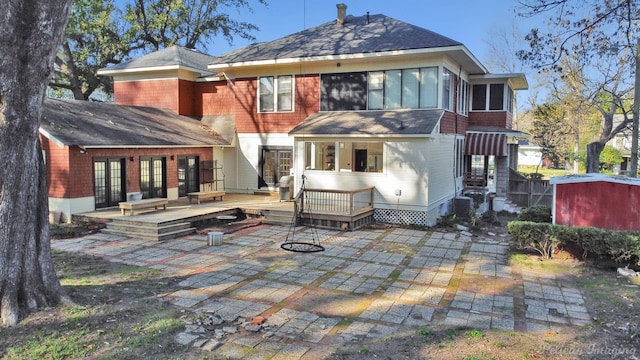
[96, 4, 527, 226]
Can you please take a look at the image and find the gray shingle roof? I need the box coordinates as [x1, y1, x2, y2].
[40, 98, 229, 147]
[288, 109, 443, 136]
[98, 45, 217, 75]
[211, 14, 462, 65]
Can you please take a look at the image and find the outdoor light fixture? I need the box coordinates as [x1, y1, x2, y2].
[129, 156, 134, 162]
[170, 155, 175, 160]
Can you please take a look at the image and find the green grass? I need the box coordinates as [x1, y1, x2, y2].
[3, 330, 94, 359]
[465, 329, 485, 339]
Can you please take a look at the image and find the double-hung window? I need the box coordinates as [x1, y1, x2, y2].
[259, 75, 293, 112]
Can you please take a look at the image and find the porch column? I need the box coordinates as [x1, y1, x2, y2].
[495, 156, 509, 197]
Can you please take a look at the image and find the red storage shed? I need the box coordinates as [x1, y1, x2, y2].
[550, 174, 640, 231]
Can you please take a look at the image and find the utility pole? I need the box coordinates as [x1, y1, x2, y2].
[630, 38, 640, 177]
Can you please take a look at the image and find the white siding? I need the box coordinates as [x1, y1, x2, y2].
[225, 133, 294, 193]
[293, 134, 459, 222]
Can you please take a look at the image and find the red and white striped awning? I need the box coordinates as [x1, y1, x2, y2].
[465, 133, 507, 156]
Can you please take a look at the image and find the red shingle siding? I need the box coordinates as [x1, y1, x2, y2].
[468, 111, 511, 129]
[114, 79, 179, 113]
[195, 81, 235, 116]
[233, 75, 320, 133]
[178, 79, 195, 116]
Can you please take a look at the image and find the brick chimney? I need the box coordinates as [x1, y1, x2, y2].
[336, 3, 347, 25]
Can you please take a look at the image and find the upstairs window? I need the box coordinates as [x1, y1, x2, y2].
[321, 73, 367, 111]
[259, 75, 293, 112]
[457, 78, 470, 115]
[322, 68, 439, 111]
[472, 83, 507, 111]
[442, 68, 453, 111]
[489, 84, 504, 110]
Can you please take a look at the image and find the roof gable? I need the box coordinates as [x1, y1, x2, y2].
[210, 14, 463, 66]
[40, 98, 229, 148]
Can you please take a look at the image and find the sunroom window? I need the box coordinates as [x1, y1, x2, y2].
[259, 75, 293, 112]
[305, 141, 384, 172]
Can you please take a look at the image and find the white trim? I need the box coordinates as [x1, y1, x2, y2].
[39, 128, 65, 148]
[98, 64, 215, 77]
[549, 173, 640, 186]
[209, 45, 488, 74]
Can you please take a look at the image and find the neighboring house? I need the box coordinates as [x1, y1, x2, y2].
[607, 113, 632, 174]
[518, 140, 543, 167]
[40, 98, 229, 221]
[90, 3, 527, 226]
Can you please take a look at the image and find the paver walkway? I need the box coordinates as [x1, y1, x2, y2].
[52, 224, 591, 359]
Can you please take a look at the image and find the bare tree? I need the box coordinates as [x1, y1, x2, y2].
[517, 0, 640, 173]
[0, 0, 74, 326]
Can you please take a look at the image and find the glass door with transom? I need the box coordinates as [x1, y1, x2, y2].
[140, 157, 166, 199]
[260, 148, 292, 187]
[94, 158, 126, 208]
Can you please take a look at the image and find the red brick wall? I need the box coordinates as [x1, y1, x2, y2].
[114, 79, 179, 113]
[468, 111, 510, 129]
[440, 113, 468, 135]
[40, 137, 213, 199]
[233, 74, 320, 133]
[41, 135, 71, 198]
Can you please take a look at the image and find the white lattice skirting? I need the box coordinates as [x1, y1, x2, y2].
[374, 209, 430, 227]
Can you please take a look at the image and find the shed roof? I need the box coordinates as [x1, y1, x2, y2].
[40, 98, 229, 148]
[289, 109, 443, 136]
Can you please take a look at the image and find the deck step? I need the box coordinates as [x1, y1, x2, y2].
[102, 227, 196, 241]
[262, 210, 295, 226]
[102, 220, 195, 241]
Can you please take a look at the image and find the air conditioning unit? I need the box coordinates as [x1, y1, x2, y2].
[454, 196, 473, 220]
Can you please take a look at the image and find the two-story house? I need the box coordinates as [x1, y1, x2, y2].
[48, 4, 526, 226]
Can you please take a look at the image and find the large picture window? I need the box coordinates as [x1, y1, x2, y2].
[305, 141, 383, 173]
[364, 67, 438, 110]
[259, 75, 293, 112]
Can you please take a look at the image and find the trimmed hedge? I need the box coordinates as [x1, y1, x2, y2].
[507, 221, 640, 266]
[516, 205, 552, 223]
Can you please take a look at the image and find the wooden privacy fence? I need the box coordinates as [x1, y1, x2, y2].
[508, 168, 553, 208]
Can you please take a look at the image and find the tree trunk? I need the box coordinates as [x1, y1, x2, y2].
[0, 0, 73, 326]
[573, 130, 580, 174]
[586, 141, 605, 173]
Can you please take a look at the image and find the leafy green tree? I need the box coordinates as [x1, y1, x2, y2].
[530, 102, 570, 172]
[53, 0, 267, 100]
[517, 0, 639, 173]
[51, 0, 129, 100]
[599, 145, 623, 172]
